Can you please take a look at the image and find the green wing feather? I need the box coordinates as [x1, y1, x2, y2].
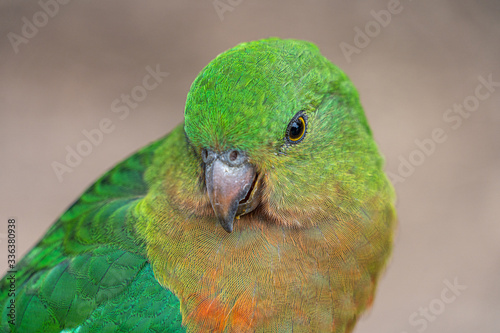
[0, 135, 185, 332]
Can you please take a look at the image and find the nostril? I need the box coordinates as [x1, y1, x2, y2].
[229, 150, 238, 162]
[202, 149, 213, 163]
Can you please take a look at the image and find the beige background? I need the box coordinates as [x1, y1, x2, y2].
[1, 1, 499, 332]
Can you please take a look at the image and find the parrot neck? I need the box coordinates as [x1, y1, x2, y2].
[139, 194, 395, 332]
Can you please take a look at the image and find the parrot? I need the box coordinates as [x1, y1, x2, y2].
[1, 38, 396, 333]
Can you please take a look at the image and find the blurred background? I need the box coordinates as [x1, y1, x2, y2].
[1, 1, 499, 332]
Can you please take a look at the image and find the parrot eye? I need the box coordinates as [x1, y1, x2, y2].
[285, 112, 307, 144]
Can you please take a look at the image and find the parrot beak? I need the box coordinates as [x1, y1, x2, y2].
[204, 149, 258, 233]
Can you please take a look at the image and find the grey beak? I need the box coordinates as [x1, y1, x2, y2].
[203, 149, 256, 233]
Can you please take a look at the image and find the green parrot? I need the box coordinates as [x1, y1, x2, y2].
[1, 38, 396, 332]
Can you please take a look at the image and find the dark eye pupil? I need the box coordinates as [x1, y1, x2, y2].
[290, 121, 302, 138]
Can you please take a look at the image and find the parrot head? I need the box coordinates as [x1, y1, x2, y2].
[184, 38, 382, 233]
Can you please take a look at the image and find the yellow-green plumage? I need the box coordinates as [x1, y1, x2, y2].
[1, 38, 396, 332]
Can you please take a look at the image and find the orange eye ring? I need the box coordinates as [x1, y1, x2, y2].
[286, 112, 307, 143]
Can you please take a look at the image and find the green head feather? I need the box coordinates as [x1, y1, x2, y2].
[183, 38, 391, 226]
